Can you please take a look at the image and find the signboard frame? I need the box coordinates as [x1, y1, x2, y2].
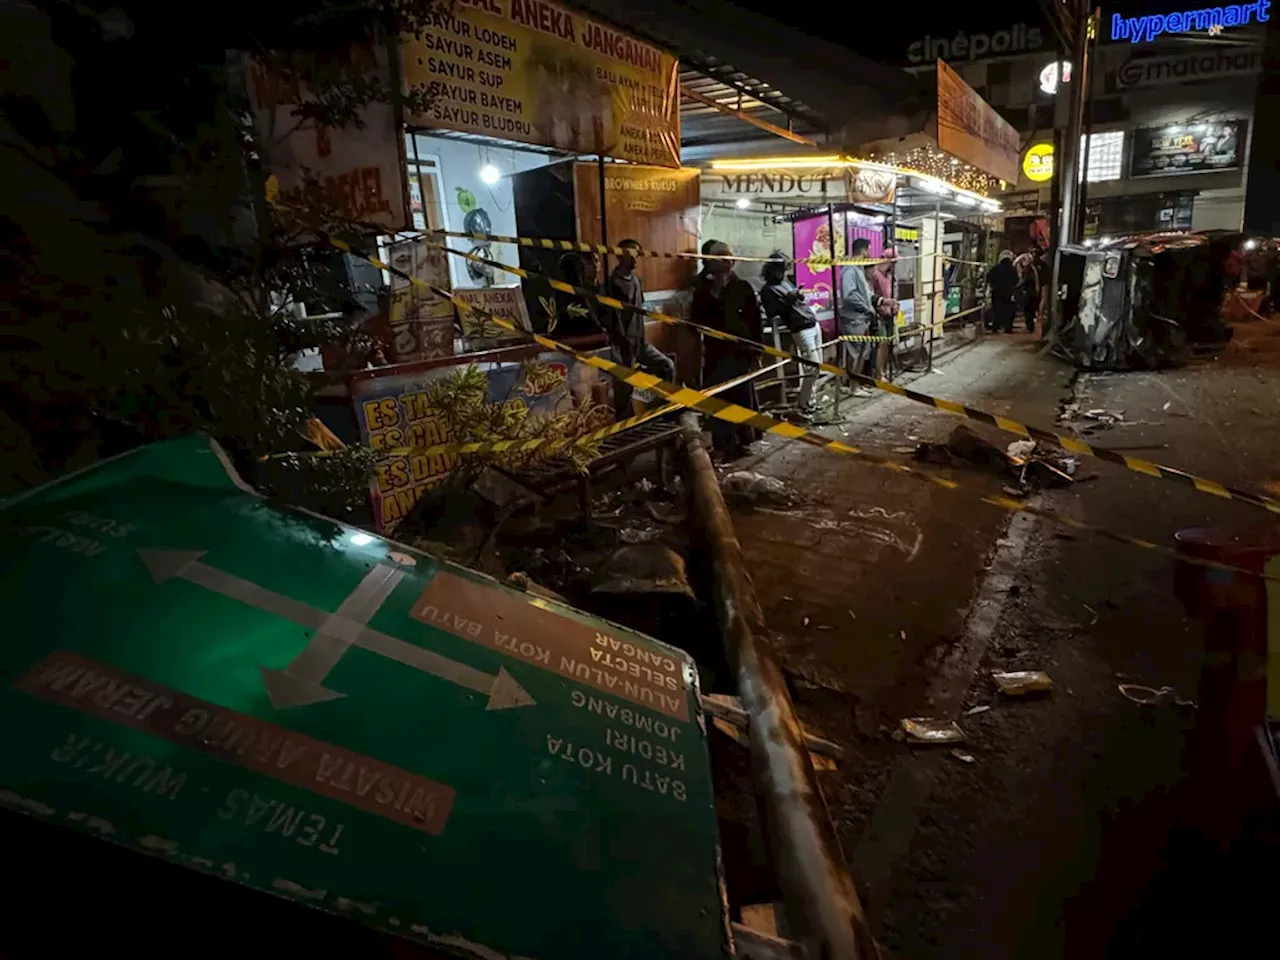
[935, 59, 1020, 184]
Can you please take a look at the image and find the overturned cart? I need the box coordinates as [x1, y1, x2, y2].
[1055, 231, 1239, 370]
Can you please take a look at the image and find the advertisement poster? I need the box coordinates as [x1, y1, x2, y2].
[387, 239, 456, 362]
[574, 163, 701, 292]
[353, 350, 616, 530]
[936, 59, 1019, 184]
[847, 166, 896, 205]
[793, 212, 844, 315]
[247, 41, 409, 231]
[1131, 120, 1246, 177]
[402, 0, 680, 168]
[453, 285, 532, 338]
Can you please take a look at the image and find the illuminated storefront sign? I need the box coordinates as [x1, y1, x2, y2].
[1110, 2, 1270, 43]
[1023, 143, 1055, 182]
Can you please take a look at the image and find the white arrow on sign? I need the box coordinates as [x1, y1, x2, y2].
[138, 549, 534, 712]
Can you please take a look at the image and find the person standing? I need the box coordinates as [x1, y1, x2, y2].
[603, 238, 675, 416]
[838, 238, 892, 393]
[760, 251, 821, 420]
[693, 239, 764, 458]
[866, 246, 899, 380]
[1014, 244, 1042, 333]
[986, 250, 1018, 334]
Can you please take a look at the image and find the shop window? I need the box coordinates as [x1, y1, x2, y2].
[404, 135, 445, 232]
[1080, 130, 1123, 182]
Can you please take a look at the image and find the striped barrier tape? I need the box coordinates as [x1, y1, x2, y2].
[429, 241, 1280, 518]
[332, 234, 1279, 582]
[427, 228, 983, 268]
[835, 305, 986, 343]
[278, 360, 784, 463]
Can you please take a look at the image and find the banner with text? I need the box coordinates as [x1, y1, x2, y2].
[453, 285, 532, 338]
[403, 0, 680, 167]
[247, 41, 409, 232]
[387, 239, 456, 363]
[353, 349, 615, 530]
[935, 59, 1019, 184]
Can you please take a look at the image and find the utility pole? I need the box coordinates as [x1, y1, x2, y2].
[1047, 1, 1094, 341]
[1244, 5, 1280, 232]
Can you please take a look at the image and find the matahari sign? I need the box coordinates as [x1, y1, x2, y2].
[936, 59, 1019, 185]
[403, 0, 680, 167]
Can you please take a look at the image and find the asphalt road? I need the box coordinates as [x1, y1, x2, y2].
[723, 332, 1279, 957]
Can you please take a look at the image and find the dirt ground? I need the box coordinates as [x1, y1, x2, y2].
[720, 330, 1279, 957]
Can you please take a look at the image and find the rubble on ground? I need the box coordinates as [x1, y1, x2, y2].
[913, 424, 1077, 496]
[721, 470, 802, 507]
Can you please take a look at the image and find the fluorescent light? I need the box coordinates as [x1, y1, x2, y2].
[348, 532, 375, 546]
[1245, 238, 1258, 250]
[479, 163, 501, 185]
[735, 197, 750, 209]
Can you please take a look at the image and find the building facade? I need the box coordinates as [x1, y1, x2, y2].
[903, 6, 1264, 241]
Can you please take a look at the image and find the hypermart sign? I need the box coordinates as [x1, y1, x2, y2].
[1110, 2, 1270, 42]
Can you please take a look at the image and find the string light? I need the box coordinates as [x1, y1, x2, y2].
[862, 144, 1000, 197]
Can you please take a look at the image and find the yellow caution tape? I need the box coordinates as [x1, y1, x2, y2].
[426, 241, 1280, 518]
[330, 234, 1280, 581]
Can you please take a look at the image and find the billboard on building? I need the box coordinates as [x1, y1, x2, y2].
[935, 59, 1020, 184]
[247, 40, 410, 232]
[1131, 120, 1248, 178]
[403, 0, 680, 168]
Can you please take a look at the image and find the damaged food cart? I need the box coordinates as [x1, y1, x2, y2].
[1054, 231, 1242, 370]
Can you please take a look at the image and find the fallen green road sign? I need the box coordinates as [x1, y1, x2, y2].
[0, 437, 728, 959]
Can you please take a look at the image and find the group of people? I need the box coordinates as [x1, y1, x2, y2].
[555, 237, 901, 460]
[986, 243, 1047, 334]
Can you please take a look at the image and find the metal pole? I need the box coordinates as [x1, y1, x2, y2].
[678, 411, 874, 960]
[1076, 9, 1100, 237]
[1049, 2, 1091, 340]
[929, 196, 941, 371]
[825, 179, 842, 419]
[597, 154, 610, 276]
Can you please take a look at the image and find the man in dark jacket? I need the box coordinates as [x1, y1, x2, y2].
[693, 239, 764, 457]
[605, 239, 675, 375]
[760, 251, 821, 420]
[986, 250, 1019, 333]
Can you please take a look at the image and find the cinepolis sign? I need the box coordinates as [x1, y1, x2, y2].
[1110, 2, 1270, 43]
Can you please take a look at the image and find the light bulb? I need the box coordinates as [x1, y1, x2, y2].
[348, 532, 375, 546]
[479, 163, 501, 185]
[735, 197, 750, 209]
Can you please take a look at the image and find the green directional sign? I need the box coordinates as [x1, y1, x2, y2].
[0, 436, 729, 959]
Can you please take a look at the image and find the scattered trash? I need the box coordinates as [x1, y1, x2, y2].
[1006, 439, 1037, 461]
[782, 595, 794, 602]
[803, 616, 810, 627]
[992, 670, 1054, 696]
[1162, 401, 1172, 411]
[901, 717, 966, 744]
[899, 629, 907, 640]
[1118, 684, 1197, 709]
[965, 704, 991, 717]
[916, 425, 1077, 494]
[949, 748, 976, 764]
[1083, 603, 1099, 626]
[618, 523, 662, 544]
[721, 471, 801, 507]
[893, 446, 916, 455]
[847, 610, 857, 620]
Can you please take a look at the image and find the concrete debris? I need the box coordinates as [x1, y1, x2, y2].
[590, 543, 694, 598]
[949, 748, 976, 763]
[901, 717, 966, 744]
[916, 424, 1077, 494]
[721, 471, 802, 507]
[992, 670, 1054, 696]
[1006, 439, 1037, 461]
[965, 704, 992, 716]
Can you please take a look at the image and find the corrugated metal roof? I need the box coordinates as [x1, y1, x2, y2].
[678, 66, 825, 149]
